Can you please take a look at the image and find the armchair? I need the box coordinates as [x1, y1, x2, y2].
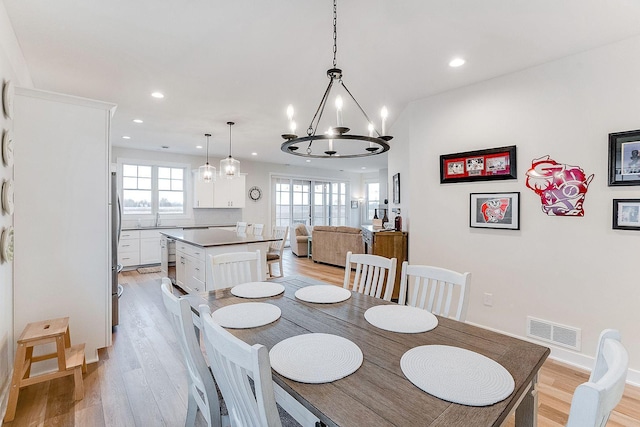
[290, 224, 310, 257]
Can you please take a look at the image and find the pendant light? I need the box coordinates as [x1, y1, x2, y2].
[280, 0, 392, 158]
[220, 121, 240, 179]
[198, 133, 216, 182]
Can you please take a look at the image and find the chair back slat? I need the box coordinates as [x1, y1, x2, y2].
[199, 305, 282, 427]
[399, 263, 471, 321]
[343, 252, 397, 301]
[210, 250, 262, 290]
[251, 223, 264, 236]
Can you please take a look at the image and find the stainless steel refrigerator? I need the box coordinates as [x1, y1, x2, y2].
[111, 172, 123, 327]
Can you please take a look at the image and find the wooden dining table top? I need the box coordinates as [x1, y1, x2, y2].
[187, 275, 550, 427]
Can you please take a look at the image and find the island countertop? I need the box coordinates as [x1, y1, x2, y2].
[160, 228, 279, 248]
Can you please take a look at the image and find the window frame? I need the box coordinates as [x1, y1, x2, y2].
[363, 180, 380, 225]
[117, 159, 191, 220]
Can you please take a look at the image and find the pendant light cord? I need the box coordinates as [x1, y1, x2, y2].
[205, 133, 211, 164]
[227, 122, 234, 157]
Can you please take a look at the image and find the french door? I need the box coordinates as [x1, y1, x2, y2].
[273, 176, 348, 241]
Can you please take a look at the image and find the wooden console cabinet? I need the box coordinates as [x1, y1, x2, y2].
[361, 226, 408, 300]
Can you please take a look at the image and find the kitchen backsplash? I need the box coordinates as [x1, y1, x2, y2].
[121, 208, 242, 229]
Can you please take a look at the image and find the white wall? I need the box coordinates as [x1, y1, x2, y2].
[0, 2, 32, 418]
[113, 147, 366, 232]
[387, 109, 411, 231]
[392, 35, 640, 382]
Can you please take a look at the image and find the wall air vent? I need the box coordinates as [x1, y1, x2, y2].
[527, 316, 581, 351]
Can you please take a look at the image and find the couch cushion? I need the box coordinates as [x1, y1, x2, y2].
[294, 223, 308, 236]
[313, 226, 337, 232]
[335, 226, 361, 234]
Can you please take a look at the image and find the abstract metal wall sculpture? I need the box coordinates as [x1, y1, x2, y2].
[525, 156, 594, 217]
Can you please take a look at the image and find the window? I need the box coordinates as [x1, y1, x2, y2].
[121, 162, 186, 216]
[122, 164, 152, 215]
[158, 167, 184, 214]
[365, 181, 380, 223]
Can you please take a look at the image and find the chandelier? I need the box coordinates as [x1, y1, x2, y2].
[220, 121, 240, 179]
[281, 0, 392, 158]
[198, 133, 216, 182]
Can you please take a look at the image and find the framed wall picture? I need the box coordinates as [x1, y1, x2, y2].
[393, 173, 400, 204]
[612, 199, 640, 230]
[608, 129, 640, 186]
[440, 145, 517, 183]
[470, 192, 520, 230]
[351, 200, 358, 209]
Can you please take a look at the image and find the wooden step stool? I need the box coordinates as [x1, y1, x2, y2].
[4, 317, 87, 422]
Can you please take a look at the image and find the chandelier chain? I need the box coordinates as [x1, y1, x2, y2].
[332, 0, 337, 68]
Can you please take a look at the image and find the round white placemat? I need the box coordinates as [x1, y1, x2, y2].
[401, 345, 515, 406]
[364, 305, 438, 333]
[212, 302, 281, 329]
[294, 285, 351, 303]
[230, 282, 285, 298]
[269, 333, 363, 383]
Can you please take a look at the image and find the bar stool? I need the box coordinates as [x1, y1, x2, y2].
[4, 317, 86, 422]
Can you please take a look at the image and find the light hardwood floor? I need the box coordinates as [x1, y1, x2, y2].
[3, 249, 640, 426]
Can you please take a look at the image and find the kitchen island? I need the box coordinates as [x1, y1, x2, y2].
[160, 228, 279, 293]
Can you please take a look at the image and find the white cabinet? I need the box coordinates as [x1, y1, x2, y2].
[121, 228, 180, 268]
[118, 230, 141, 267]
[193, 171, 246, 209]
[214, 175, 246, 208]
[160, 235, 169, 277]
[140, 229, 161, 264]
[14, 87, 115, 361]
[193, 171, 215, 208]
[175, 242, 207, 293]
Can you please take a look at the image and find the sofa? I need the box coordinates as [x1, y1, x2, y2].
[311, 226, 365, 267]
[291, 223, 310, 257]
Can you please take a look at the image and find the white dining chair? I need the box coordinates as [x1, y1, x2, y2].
[398, 262, 471, 322]
[160, 279, 222, 427]
[210, 250, 262, 290]
[199, 304, 282, 427]
[566, 329, 628, 427]
[236, 221, 248, 233]
[251, 223, 264, 236]
[343, 251, 397, 301]
[267, 226, 288, 278]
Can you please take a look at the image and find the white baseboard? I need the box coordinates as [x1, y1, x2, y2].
[465, 321, 640, 387]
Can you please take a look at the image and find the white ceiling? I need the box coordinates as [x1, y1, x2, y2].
[5, 0, 640, 172]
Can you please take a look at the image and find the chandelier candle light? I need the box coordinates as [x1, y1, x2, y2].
[281, 0, 392, 158]
[220, 121, 240, 179]
[199, 133, 216, 183]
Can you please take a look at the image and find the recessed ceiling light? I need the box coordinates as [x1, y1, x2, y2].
[251, 152, 257, 156]
[151, 92, 164, 99]
[196, 145, 203, 149]
[306, 159, 311, 163]
[133, 119, 143, 123]
[361, 167, 366, 170]
[449, 58, 466, 68]
[122, 136, 131, 139]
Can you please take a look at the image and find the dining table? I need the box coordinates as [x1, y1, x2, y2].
[186, 275, 550, 427]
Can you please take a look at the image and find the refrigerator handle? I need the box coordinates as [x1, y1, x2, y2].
[117, 194, 122, 245]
